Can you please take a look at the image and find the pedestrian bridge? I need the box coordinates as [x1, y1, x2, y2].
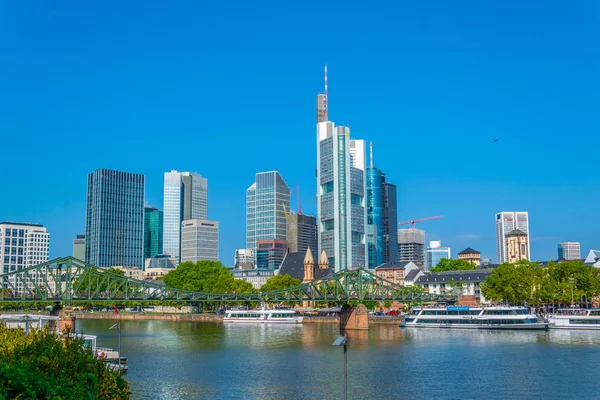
[0, 257, 456, 304]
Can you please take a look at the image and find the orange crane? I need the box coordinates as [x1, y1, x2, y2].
[398, 216, 444, 229]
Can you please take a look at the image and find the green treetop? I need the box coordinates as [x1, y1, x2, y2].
[260, 274, 301, 293]
[163, 260, 254, 294]
[430, 258, 476, 273]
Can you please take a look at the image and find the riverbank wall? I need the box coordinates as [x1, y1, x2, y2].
[73, 312, 402, 325]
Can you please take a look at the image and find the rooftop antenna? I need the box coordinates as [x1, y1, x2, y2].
[369, 141, 373, 167]
[324, 64, 328, 121]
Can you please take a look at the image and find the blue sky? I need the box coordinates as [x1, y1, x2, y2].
[1, 1, 599, 264]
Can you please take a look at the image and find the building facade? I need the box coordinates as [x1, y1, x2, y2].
[495, 212, 530, 263]
[286, 213, 318, 255]
[558, 242, 581, 260]
[317, 121, 367, 272]
[232, 269, 275, 289]
[144, 205, 163, 259]
[458, 248, 481, 266]
[73, 234, 85, 261]
[366, 164, 384, 269]
[163, 171, 208, 261]
[85, 168, 145, 268]
[256, 239, 288, 269]
[382, 179, 398, 264]
[234, 249, 255, 268]
[246, 171, 290, 259]
[375, 261, 419, 286]
[0, 222, 50, 274]
[426, 241, 451, 270]
[180, 219, 219, 263]
[416, 269, 493, 304]
[506, 229, 529, 263]
[398, 228, 425, 267]
[111, 266, 143, 281]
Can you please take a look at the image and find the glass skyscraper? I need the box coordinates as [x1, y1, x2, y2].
[144, 205, 163, 259]
[246, 171, 290, 258]
[426, 240, 451, 270]
[163, 170, 208, 261]
[85, 168, 145, 268]
[382, 179, 398, 263]
[366, 166, 384, 268]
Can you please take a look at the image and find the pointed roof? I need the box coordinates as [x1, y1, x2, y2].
[458, 247, 480, 255]
[506, 229, 527, 236]
[304, 247, 314, 264]
[319, 250, 329, 265]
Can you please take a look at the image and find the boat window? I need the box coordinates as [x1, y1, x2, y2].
[568, 319, 600, 324]
[589, 311, 600, 316]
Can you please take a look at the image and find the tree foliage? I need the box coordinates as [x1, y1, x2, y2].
[260, 274, 301, 293]
[163, 260, 254, 294]
[0, 325, 131, 399]
[481, 260, 600, 305]
[430, 258, 476, 273]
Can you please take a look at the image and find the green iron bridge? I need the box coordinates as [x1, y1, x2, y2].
[0, 257, 456, 304]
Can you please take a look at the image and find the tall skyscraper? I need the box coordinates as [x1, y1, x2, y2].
[163, 170, 208, 261]
[144, 204, 163, 259]
[85, 168, 145, 268]
[382, 178, 398, 263]
[245, 171, 290, 258]
[316, 67, 368, 271]
[73, 234, 85, 261]
[366, 160, 384, 269]
[426, 240, 451, 270]
[0, 222, 50, 273]
[256, 239, 288, 269]
[558, 242, 581, 260]
[180, 219, 219, 263]
[286, 213, 318, 254]
[495, 212, 530, 263]
[398, 228, 425, 267]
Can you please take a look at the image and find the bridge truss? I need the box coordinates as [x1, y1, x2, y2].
[0, 257, 456, 304]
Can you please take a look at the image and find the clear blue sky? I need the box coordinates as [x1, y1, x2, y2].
[1, 1, 599, 264]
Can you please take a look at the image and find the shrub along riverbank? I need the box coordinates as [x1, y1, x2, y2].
[0, 325, 131, 400]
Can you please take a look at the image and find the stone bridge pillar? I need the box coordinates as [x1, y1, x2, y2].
[339, 303, 369, 331]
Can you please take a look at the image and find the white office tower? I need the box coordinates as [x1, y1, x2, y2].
[163, 171, 208, 261]
[495, 212, 530, 263]
[180, 219, 219, 263]
[558, 242, 581, 261]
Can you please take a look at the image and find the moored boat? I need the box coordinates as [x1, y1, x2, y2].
[548, 308, 600, 330]
[401, 306, 548, 330]
[223, 308, 303, 324]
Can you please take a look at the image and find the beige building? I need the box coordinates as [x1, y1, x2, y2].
[506, 229, 529, 263]
[375, 262, 420, 286]
[111, 266, 143, 281]
[457, 248, 481, 266]
[143, 267, 173, 280]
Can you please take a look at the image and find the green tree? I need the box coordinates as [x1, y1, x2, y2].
[481, 260, 544, 304]
[430, 258, 476, 273]
[163, 260, 252, 294]
[260, 274, 301, 292]
[0, 325, 131, 399]
[73, 267, 125, 296]
[542, 260, 600, 305]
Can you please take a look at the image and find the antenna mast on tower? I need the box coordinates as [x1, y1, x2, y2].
[324, 64, 328, 121]
[370, 141, 373, 167]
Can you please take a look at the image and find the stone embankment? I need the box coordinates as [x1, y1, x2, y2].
[74, 312, 402, 325]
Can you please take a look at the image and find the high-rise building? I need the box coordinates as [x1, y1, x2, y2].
[495, 212, 530, 263]
[0, 222, 50, 274]
[256, 239, 288, 269]
[286, 213, 317, 254]
[234, 249, 254, 268]
[426, 240, 451, 270]
[180, 219, 219, 263]
[398, 228, 425, 267]
[366, 162, 384, 269]
[558, 242, 581, 260]
[144, 205, 163, 260]
[316, 68, 367, 271]
[85, 168, 145, 268]
[163, 170, 208, 261]
[382, 178, 398, 264]
[73, 234, 85, 261]
[245, 171, 290, 258]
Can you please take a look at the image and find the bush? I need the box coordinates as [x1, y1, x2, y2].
[0, 324, 131, 399]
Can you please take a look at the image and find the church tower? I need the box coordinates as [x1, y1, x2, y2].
[303, 247, 315, 282]
[319, 250, 329, 270]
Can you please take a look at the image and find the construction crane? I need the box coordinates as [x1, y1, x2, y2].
[398, 216, 444, 229]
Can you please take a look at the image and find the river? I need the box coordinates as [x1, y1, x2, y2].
[77, 319, 600, 400]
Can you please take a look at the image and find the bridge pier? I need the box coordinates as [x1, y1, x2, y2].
[339, 303, 369, 331]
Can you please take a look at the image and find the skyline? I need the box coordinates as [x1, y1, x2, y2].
[2, 1, 599, 264]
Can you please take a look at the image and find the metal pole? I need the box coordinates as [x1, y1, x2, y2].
[344, 343, 347, 400]
[118, 321, 121, 366]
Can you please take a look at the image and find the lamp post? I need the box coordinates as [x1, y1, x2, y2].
[569, 275, 575, 307]
[332, 334, 348, 400]
[109, 322, 121, 366]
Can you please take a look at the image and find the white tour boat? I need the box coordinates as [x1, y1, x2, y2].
[223, 308, 303, 324]
[548, 308, 600, 330]
[401, 306, 548, 330]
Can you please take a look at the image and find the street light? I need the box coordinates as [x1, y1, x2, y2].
[109, 322, 121, 366]
[332, 334, 348, 400]
[569, 274, 575, 307]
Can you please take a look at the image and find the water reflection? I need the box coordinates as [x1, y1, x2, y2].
[76, 320, 600, 400]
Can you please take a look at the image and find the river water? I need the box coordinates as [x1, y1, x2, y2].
[77, 319, 600, 400]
